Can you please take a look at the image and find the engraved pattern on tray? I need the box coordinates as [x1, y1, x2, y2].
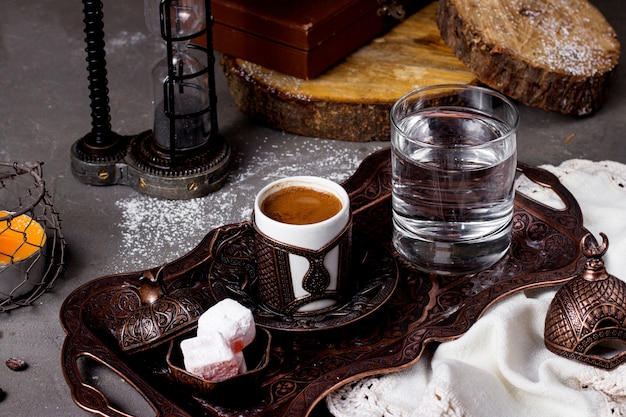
[60, 149, 589, 417]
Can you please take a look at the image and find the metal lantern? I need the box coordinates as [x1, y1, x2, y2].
[71, 0, 230, 199]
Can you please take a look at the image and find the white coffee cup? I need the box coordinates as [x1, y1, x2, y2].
[253, 176, 353, 315]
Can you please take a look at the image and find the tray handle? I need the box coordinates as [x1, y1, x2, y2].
[516, 161, 583, 221]
[62, 332, 191, 417]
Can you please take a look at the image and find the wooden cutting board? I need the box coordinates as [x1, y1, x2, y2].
[221, 1, 477, 142]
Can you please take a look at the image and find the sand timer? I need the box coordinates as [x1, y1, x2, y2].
[71, 0, 230, 199]
[146, 0, 213, 154]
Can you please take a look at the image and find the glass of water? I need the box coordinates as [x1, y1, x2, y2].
[391, 84, 518, 275]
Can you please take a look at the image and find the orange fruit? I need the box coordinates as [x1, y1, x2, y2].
[0, 211, 47, 264]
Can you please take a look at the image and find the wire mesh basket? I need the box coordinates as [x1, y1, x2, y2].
[0, 162, 66, 312]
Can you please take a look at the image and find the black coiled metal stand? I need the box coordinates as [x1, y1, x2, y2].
[72, 0, 128, 168]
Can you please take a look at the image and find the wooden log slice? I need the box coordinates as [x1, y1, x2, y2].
[436, 0, 620, 116]
[221, 2, 477, 142]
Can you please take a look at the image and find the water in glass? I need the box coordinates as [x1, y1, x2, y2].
[392, 107, 517, 274]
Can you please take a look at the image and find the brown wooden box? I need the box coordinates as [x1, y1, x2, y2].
[211, 0, 415, 79]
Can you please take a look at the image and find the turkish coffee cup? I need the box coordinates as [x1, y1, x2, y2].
[252, 176, 353, 316]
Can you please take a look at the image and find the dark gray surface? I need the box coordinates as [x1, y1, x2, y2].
[0, 0, 624, 416]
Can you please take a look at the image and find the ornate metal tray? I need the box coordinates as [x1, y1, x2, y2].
[61, 149, 589, 417]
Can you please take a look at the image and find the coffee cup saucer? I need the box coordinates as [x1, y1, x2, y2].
[207, 222, 399, 332]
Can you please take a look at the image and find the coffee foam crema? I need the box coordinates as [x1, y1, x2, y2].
[260, 186, 342, 225]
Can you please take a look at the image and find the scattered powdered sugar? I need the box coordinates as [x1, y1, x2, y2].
[235, 61, 312, 101]
[110, 137, 383, 274]
[114, 197, 216, 269]
[471, 0, 618, 76]
[105, 31, 151, 53]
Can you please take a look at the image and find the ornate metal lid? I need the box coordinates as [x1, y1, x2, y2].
[116, 267, 211, 353]
[545, 233, 626, 369]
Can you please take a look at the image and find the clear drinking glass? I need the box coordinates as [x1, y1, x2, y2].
[390, 84, 519, 275]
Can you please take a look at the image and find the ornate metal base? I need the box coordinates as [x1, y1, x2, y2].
[70, 130, 231, 199]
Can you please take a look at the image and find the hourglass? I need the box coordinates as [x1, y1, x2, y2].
[71, 0, 230, 200]
[146, 0, 212, 154]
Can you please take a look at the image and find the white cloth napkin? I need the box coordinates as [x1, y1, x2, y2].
[327, 159, 626, 417]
